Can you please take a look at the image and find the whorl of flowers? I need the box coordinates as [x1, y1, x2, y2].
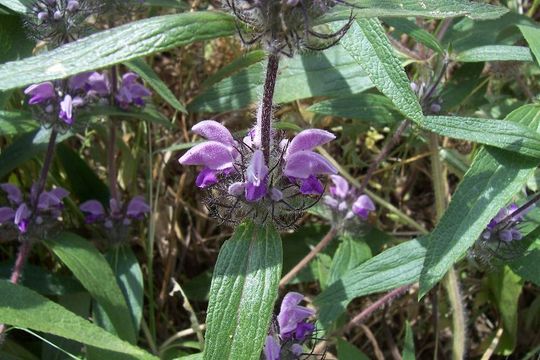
[24, 71, 151, 130]
[178, 119, 338, 229]
[263, 292, 316, 360]
[224, 0, 354, 56]
[0, 183, 69, 240]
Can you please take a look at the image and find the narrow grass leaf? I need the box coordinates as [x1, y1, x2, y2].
[333, 19, 424, 123]
[0, 280, 157, 359]
[203, 221, 282, 360]
[419, 104, 540, 297]
[455, 45, 533, 62]
[45, 232, 137, 344]
[384, 18, 443, 54]
[0, 12, 236, 91]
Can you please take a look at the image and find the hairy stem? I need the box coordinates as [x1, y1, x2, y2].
[428, 132, 466, 360]
[279, 227, 337, 288]
[358, 119, 410, 194]
[260, 53, 280, 164]
[108, 122, 119, 202]
[34, 129, 58, 202]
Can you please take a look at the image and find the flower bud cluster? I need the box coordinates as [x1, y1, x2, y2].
[224, 0, 353, 56]
[263, 292, 316, 360]
[481, 203, 526, 243]
[80, 196, 150, 244]
[24, 71, 151, 130]
[179, 120, 338, 229]
[0, 183, 69, 240]
[323, 175, 375, 230]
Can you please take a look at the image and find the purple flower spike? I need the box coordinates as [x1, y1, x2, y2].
[80, 200, 106, 223]
[277, 292, 315, 337]
[263, 336, 280, 360]
[1, 183, 23, 205]
[59, 94, 74, 124]
[283, 151, 337, 179]
[285, 129, 335, 157]
[126, 196, 150, 219]
[192, 120, 235, 146]
[24, 82, 56, 104]
[352, 194, 375, 220]
[329, 175, 348, 199]
[179, 141, 235, 171]
[196, 168, 219, 188]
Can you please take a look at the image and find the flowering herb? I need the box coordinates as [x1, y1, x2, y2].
[323, 175, 375, 229]
[80, 196, 150, 243]
[0, 183, 69, 240]
[224, 0, 354, 56]
[179, 120, 337, 229]
[263, 292, 316, 360]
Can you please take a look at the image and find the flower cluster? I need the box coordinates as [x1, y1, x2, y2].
[25, 71, 151, 129]
[179, 120, 338, 228]
[80, 196, 150, 243]
[224, 0, 353, 56]
[0, 183, 69, 239]
[323, 175, 375, 228]
[481, 203, 526, 243]
[264, 292, 316, 360]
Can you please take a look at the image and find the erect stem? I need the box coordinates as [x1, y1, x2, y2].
[9, 241, 32, 285]
[260, 53, 280, 164]
[279, 227, 337, 288]
[108, 66, 120, 203]
[34, 129, 58, 203]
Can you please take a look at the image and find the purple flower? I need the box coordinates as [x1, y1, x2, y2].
[80, 200, 106, 223]
[264, 336, 280, 360]
[482, 203, 528, 243]
[59, 94, 74, 124]
[352, 194, 376, 220]
[116, 72, 152, 109]
[277, 292, 315, 340]
[80, 196, 150, 229]
[324, 175, 375, 222]
[245, 150, 269, 202]
[24, 82, 56, 104]
[126, 196, 151, 219]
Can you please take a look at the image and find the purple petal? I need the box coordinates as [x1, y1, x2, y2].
[294, 322, 315, 341]
[192, 120, 235, 145]
[179, 141, 234, 171]
[499, 229, 512, 242]
[263, 336, 280, 360]
[126, 196, 150, 219]
[121, 72, 139, 85]
[0, 183, 23, 205]
[87, 72, 111, 96]
[0, 207, 15, 223]
[299, 175, 324, 195]
[50, 187, 69, 201]
[329, 175, 349, 199]
[80, 200, 105, 216]
[352, 194, 375, 220]
[195, 168, 219, 188]
[246, 150, 268, 187]
[283, 151, 337, 179]
[37, 189, 67, 211]
[69, 72, 93, 90]
[59, 94, 74, 125]
[14, 203, 31, 233]
[278, 292, 315, 336]
[286, 129, 335, 157]
[110, 198, 122, 218]
[24, 82, 56, 104]
[245, 180, 267, 202]
[291, 344, 303, 357]
[323, 195, 338, 208]
[228, 182, 245, 196]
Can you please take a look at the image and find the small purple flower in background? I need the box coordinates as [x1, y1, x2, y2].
[0, 183, 69, 237]
[481, 203, 528, 243]
[263, 292, 316, 360]
[323, 175, 375, 225]
[80, 196, 150, 243]
[116, 72, 152, 109]
[179, 120, 337, 228]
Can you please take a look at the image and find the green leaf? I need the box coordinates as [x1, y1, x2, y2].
[0, 280, 157, 359]
[0, 15, 35, 63]
[419, 105, 540, 298]
[45, 232, 137, 344]
[320, 0, 508, 22]
[327, 234, 372, 286]
[57, 144, 110, 205]
[202, 50, 266, 88]
[519, 25, 540, 66]
[0, 111, 39, 136]
[308, 94, 402, 126]
[85, 105, 173, 128]
[420, 115, 540, 158]
[204, 221, 282, 360]
[454, 45, 533, 62]
[315, 238, 426, 329]
[384, 18, 443, 54]
[509, 241, 540, 287]
[333, 19, 424, 124]
[488, 266, 522, 354]
[0, 0, 28, 13]
[337, 339, 370, 360]
[189, 46, 373, 113]
[0, 11, 236, 91]
[402, 321, 416, 360]
[125, 58, 187, 113]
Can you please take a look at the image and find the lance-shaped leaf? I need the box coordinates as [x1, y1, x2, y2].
[0, 111, 39, 136]
[454, 45, 533, 62]
[520, 25, 540, 66]
[331, 19, 424, 124]
[0, 11, 236, 91]
[204, 221, 282, 360]
[419, 104, 540, 297]
[0, 280, 157, 359]
[46, 232, 137, 343]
